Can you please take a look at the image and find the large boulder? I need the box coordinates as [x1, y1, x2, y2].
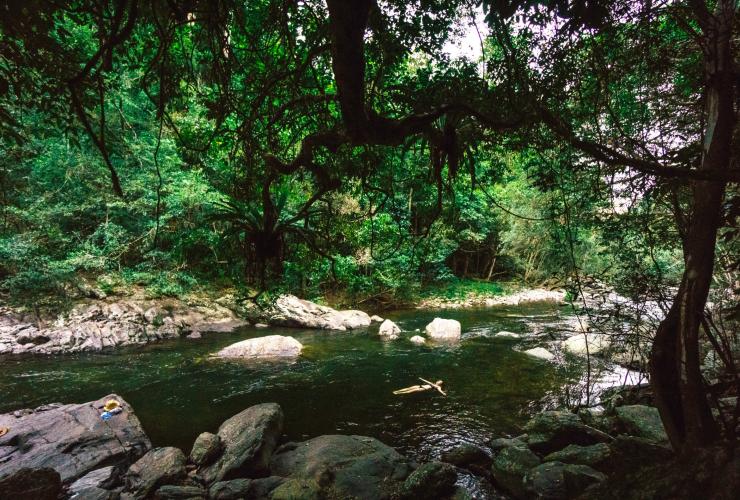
[378, 319, 401, 339]
[67, 466, 119, 498]
[542, 443, 611, 471]
[123, 447, 187, 498]
[0, 468, 62, 500]
[614, 405, 668, 443]
[0, 394, 150, 484]
[267, 295, 371, 330]
[189, 432, 222, 466]
[424, 318, 462, 341]
[400, 461, 458, 500]
[491, 443, 541, 498]
[270, 435, 413, 500]
[214, 335, 302, 359]
[524, 411, 612, 455]
[561, 333, 611, 356]
[199, 403, 284, 483]
[523, 461, 606, 499]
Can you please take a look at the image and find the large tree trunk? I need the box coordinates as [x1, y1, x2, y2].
[649, 0, 734, 451]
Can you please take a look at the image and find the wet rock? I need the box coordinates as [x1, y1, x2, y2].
[254, 323, 269, 328]
[401, 461, 457, 499]
[199, 403, 283, 483]
[409, 335, 426, 345]
[495, 331, 522, 339]
[425, 318, 461, 341]
[208, 478, 252, 499]
[267, 295, 370, 330]
[562, 333, 611, 356]
[604, 435, 673, 477]
[270, 478, 322, 500]
[214, 335, 302, 359]
[441, 444, 491, 469]
[523, 461, 605, 499]
[248, 476, 285, 498]
[378, 319, 401, 339]
[68, 466, 119, 497]
[524, 411, 612, 454]
[542, 443, 611, 471]
[614, 405, 668, 443]
[270, 434, 412, 500]
[186, 331, 201, 339]
[490, 436, 528, 452]
[523, 347, 555, 361]
[123, 447, 187, 498]
[491, 444, 541, 498]
[154, 484, 206, 499]
[189, 432, 222, 466]
[0, 467, 62, 500]
[370, 315, 384, 322]
[0, 394, 150, 484]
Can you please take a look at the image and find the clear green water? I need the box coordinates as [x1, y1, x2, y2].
[0, 304, 632, 462]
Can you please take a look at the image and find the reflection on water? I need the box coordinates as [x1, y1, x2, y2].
[0, 303, 639, 463]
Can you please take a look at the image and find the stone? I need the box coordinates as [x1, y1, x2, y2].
[495, 331, 522, 339]
[270, 435, 413, 500]
[208, 478, 252, 499]
[186, 331, 201, 339]
[199, 403, 283, 483]
[410, 335, 426, 345]
[0, 468, 62, 500]
[68, 466, 119, 496]
[0, 394, 151, 484]
[154, 484, 206, 499]
[523, 347, 555, 361]
[189, 432, 222, 466]
[401, 462, 457, 500]
[266, 295, 370, 330]
[543, 443, 611, 471]
[370, 315, 384, 322]
[562, 333, 611, 356]
[378, 319, 401, 339]
[523, 461, 606, 499]
[424, 318, 462, 341]
[123, 447, 187, 498]
[491, 444, 541, 498]
[490, 436, 528, 452]
[254, 323, 269, 328]
[214, 335, 302, 359]
[248, 476, 285, 498]
[614, 405, 668, 443]
[524, 411, 612, 454]
[440, 444, 491, 469]
[270, 478, 322, 500]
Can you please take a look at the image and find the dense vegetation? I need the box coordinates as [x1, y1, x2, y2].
[1, 0, 738, 453]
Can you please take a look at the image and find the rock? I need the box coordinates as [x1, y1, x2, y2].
[523, 347, 555, 361]
[491, 444, 541, 498]
[523, 462, 605, 499]
[270, 478, 322, 500]
[189, 432, 222, 466]
[614, 405, 668, 443]
[378, 319, 401, 339]
[0, 468, 62, 500]
[490, 436, 528, 452]
[401, 461, 457, 499]
[208, 478, 252, 499]
[604, 435, 673, 476]
[424, 318, 462, 341]
[524, 411, 612, 454]
[68, 466, 119, 497]
[0, 394, 150, 484]
[440, 444, 491, 469]
[154, 484, 206, 499]
[542, 443, 611, 471]
[248, 476, 285, 498]
[199, 403, 283, 483]
[370, 315, 384, 322]
[214, 335, 302, 359]
[186, 331, 201, 339]
[254, 323, 269, 328]
[409, 335, 426, 345]
[562, 333, 611, 356]
[495, 331, 522, 339]
[270, 435, 412, 500]
[267, 295, 370, 330]
[123, 447, 187, 498]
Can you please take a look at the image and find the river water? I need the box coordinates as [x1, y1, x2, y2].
[0, 303, 642, 463]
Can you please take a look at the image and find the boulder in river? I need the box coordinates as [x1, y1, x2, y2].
[523, 461, 606, 499]
[543, 443, 612, 471]
[123, 447, 187, 498]
[267, 295, 371, 330]
[495, 331, 522, 339]
[215, 335, 303, 359]
[199, 403, 284, 483]
[524, 411, 612, 455]
[0, 394, 150, 484]
[401, 461, 458, 499]
[270, 434, 413, 499]
[523, 347, 555, 361]
[190, 432, 222, 466]
[491, 443, 541, 498]
[562, 333, 611, 356]
[378, 319, 401, 339]
[614, 405, 668, 443]
[370, 315, 384, 322]
[425, 318, 461, 341]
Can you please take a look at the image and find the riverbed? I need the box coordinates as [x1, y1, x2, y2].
[0, 303, 642, 463]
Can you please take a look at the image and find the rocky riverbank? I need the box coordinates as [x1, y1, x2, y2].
[416, 288, 567, 309]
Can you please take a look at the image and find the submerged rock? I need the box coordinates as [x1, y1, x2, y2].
[425, 318, 462, 341]
[378, 319, 401, 339]
[495, 331, 522, 339]
[199, 403, 284, 483]
[0, 394, 150, 484]
[270, 434, 413, 499]
[523, 347, 555, 361]
[410, 335, 426, 345]
[215, 335, 303, 359]
[267, 295, 371, 330]
[562, 333, 611, 356]
[123, 447, 187, 498]
[614, 405, 668, 443]
[524, 411, 612, 454]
